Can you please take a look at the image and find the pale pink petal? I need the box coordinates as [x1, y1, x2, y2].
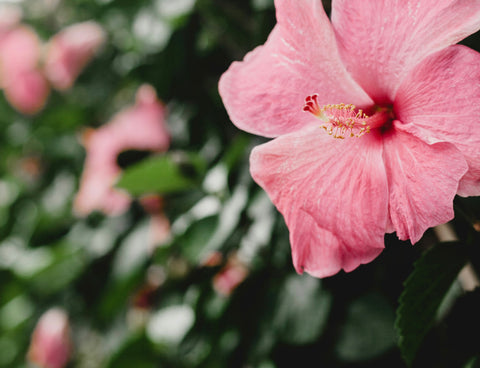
[0, 26, 41, 74]
[394, 45, 480, 197]
[3, 69, 50, 115]
[250, 126, 388, 278]
[219, 0, 372, 138]
[383, 122, 468, 243]
[74, 85, 169, 217]
[28, 308, 72, 368]
[105, 85, 170, 152]
[73, 127, 130, 216]
[0, 26, 50, 114]
[73, 148, 131, 217]
[44, 21, 106, 91]
[332, 0, 480, 103]
[0, 4, 22, 74]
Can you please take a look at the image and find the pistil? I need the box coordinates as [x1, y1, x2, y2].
[303, 94, 392, 139]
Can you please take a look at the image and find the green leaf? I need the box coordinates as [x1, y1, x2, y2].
[395, 241, 469, 366]
[274, 274, 331, 345]
[28, 242, 87, 295]
[116, 152, 206, 196]
[176, 215, 219, 264]
[463, 355, 480, 368]
[106, 333, 159, 368]
[336, 292, 396, 362]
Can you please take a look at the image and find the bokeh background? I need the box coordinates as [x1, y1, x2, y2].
[1, 0, 480, 367]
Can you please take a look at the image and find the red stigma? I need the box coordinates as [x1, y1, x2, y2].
[303, 94, 321, 116]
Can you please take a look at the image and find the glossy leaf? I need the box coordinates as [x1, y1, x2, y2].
[116, 152, 206, 196]
[395, 241, 469, 366]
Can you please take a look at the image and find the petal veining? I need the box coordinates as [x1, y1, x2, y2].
[332, 0, 480, 103]
[395, 45, 480, 197]
[250, 125, 388, 277]
[219, 0, 372, 138]
[383, 122, 468, 243]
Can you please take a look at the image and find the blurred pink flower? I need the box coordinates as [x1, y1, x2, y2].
[140, 195, 171, 249]
[0, 25, 50, 114]
[44, 21, 106, 91]
[213, 253, 249, 296]
[0, 19, 105, 115]
[219, 0, 480, 277]
[27, 308, 72, 368]
[74, 84, 170, 216]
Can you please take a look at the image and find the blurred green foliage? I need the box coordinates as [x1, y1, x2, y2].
[1, 0, 480, 367]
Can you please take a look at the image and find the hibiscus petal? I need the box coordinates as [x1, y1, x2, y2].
[219, 0, 372, 138]
[394, 45, 480, 197]
[74, 85, 169, 217]
[73, 162, 130, 217]
[250, 126, 388, 277]
[0, 26, 49, 114]
[101, 85, 170, 154]
[0, 26, 40, 73]
[3, 70, 50, 115]
[332, 0, 480, 103]
[44, 21, 106, 91]
[383, 122, 468, 243]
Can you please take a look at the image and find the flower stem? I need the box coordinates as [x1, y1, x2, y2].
[433, 223, 479, 291]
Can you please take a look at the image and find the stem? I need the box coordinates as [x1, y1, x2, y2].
[433, 223, 479, 291]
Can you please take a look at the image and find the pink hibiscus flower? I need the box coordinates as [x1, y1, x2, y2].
[0, 19, 105, 115]
[44, 21, 106, 91]
[74, 84, 170, 216]
[219, 0, 480, 278]
[0, 25, 50, 115]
